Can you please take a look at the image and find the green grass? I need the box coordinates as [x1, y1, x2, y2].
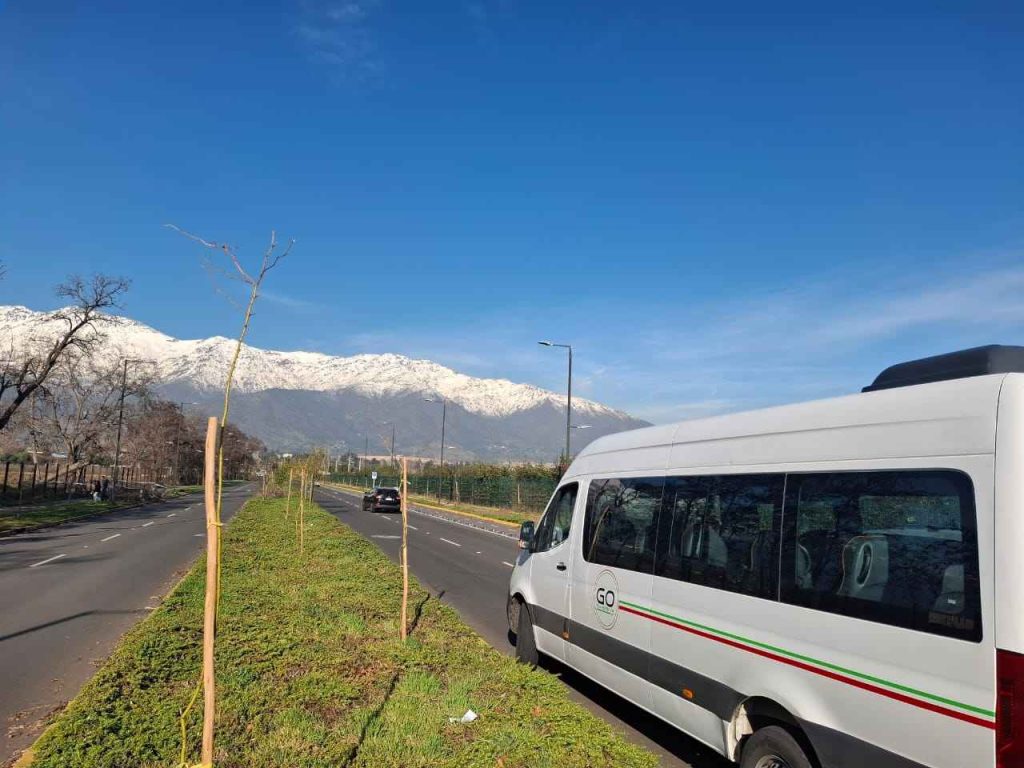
[0, 487, 201, 535]
[27, 497, 656, 768]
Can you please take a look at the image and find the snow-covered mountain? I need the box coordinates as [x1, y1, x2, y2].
[0, 305, 648, 459]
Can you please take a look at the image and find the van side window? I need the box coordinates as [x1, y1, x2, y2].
[654, 474, 783, 599]
[533, 483, 578, 553]
[583, 478, 664, 572]
[780, 470, 981, 642]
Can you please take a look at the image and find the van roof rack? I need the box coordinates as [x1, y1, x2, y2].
[863, 345, 1024, 392]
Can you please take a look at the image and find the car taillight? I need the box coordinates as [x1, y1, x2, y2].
[998, 649, 1024, 767]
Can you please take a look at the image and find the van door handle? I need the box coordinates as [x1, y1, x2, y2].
[556, 562, 567, 571]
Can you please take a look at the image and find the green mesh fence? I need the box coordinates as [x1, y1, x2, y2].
[328, 472, 558, 514]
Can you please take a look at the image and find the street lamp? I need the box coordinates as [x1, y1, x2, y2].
[382, 421, 396, 468]
[538, 340, 573, 462]
[423, 397, 447, 468]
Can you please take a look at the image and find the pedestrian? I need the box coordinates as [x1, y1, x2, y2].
[93, 478, 101, 502]
[101, 477, 110, 500]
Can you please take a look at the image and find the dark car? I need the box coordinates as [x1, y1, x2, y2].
[362, 486, 401, 513]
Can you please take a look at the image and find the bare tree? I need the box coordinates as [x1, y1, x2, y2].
[0, 274, 130, 433]
[38, 347, 152, 469]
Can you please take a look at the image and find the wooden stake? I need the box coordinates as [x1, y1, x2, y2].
[400, 458, 409, 641]
[201, 417, 219, 765]
[285, 468, 292, 520]
[298, 470, 305, 556]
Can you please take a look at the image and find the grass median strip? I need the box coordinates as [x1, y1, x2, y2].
[27, 496, 657, 768]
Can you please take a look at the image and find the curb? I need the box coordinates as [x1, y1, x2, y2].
[324, 483, 524, 529]
[4, 513, 221, 768]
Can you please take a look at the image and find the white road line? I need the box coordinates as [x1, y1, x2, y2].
[371, 534, 401, 540]
[167, 513, 176, 518]
[183, 507, 192, 511]
[407, 524, 418, 530]
[100, 533, 121, 542]
[440, 537, 461, 547]
[142, 521, 155, 527]
[476, 551, 481, 554]
[29, 553, 66, 568]
[502, 561, 515, 568]
[194, 533, 204, 537]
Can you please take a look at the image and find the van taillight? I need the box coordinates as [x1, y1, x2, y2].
[998, 649, 1024, 767]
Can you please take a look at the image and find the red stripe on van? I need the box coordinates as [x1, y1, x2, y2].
[619, 604, 995, 731]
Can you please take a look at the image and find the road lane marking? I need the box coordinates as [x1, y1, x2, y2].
[167, 513, 177, 518]
[194, 533, 204, 537]
[440, 537, 461, 547]
[476, 551, 481, 554]
[407, 525, 418, 530]
[29, 553, 66, 568]
[142, 521, 155, 527]
[101, 533, 121, 542]
[372, 535, 401, 540]
[502, 561, 515, 568]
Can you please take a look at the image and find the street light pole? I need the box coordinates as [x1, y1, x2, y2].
[538, 341, 573, 462]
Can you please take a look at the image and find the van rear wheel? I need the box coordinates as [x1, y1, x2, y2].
[740, 726, 812, 768]
[515, 602, 539, 667]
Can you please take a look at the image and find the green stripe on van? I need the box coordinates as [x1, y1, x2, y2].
[619, 600, 995, 719]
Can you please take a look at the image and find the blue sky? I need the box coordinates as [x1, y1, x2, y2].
[1, 1, 1022, 423]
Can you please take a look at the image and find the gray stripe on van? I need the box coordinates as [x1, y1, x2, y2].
[526, 602, 930, 768]
[800, 720, 929, 768]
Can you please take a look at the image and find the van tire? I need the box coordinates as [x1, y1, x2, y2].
[515, 602, 539, 667]
[740, 725, 813, 768]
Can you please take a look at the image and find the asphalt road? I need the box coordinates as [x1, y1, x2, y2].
[0, 484, 251, 764]
[315, 486, 730, 768]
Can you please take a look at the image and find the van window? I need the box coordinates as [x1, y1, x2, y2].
[780, 470, 981, 642]
[654, 474, 784, 599]
[583, 478, 664, 572]
[533, 483, 578, 553]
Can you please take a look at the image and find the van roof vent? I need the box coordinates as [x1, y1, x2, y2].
[863, 345, 1024, 393]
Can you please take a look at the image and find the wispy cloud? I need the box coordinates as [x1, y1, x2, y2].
[260, 289, 326, 313]
[295, 1, 383, 81]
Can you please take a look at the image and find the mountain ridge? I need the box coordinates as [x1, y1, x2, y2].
[0, 305, 648, 459]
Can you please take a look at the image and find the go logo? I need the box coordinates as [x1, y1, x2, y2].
[593, 570, 620, 629]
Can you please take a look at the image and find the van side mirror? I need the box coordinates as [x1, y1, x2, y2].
[518, 521, 535, 551]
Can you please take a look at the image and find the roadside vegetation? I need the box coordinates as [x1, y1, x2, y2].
[0, 485, 205, 535]
[328, 479, 537, 526]
[25, 497, 656, 768]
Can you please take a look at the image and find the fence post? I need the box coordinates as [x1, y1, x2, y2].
[1, 461, 8, 499]
[41, 462, 49, 498]
[17, 463, 26, 503]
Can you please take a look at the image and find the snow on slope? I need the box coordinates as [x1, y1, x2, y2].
[0, 305, 626, 419]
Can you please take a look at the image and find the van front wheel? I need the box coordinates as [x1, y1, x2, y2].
[740, 726, 812, 768]
[515, 602, 539, 667]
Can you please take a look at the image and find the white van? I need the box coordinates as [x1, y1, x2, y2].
[507, 346, 1024, 768]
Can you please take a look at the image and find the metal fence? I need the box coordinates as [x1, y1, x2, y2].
[0, 460, 185, 505]
[328, 471, 558, 514]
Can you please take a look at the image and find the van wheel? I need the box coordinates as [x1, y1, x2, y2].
[740, 726, 813, 768]
[515, 602, 539, 667]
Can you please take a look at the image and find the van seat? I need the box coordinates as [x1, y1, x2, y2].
[931, 564, 965, 615]
[837, 535, 889, 602]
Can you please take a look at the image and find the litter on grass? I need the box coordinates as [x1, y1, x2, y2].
[449, 709, 478, 724]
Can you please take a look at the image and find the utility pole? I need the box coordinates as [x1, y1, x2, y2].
[390, 423, 396, 468]
[112, 359, 128, 499]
